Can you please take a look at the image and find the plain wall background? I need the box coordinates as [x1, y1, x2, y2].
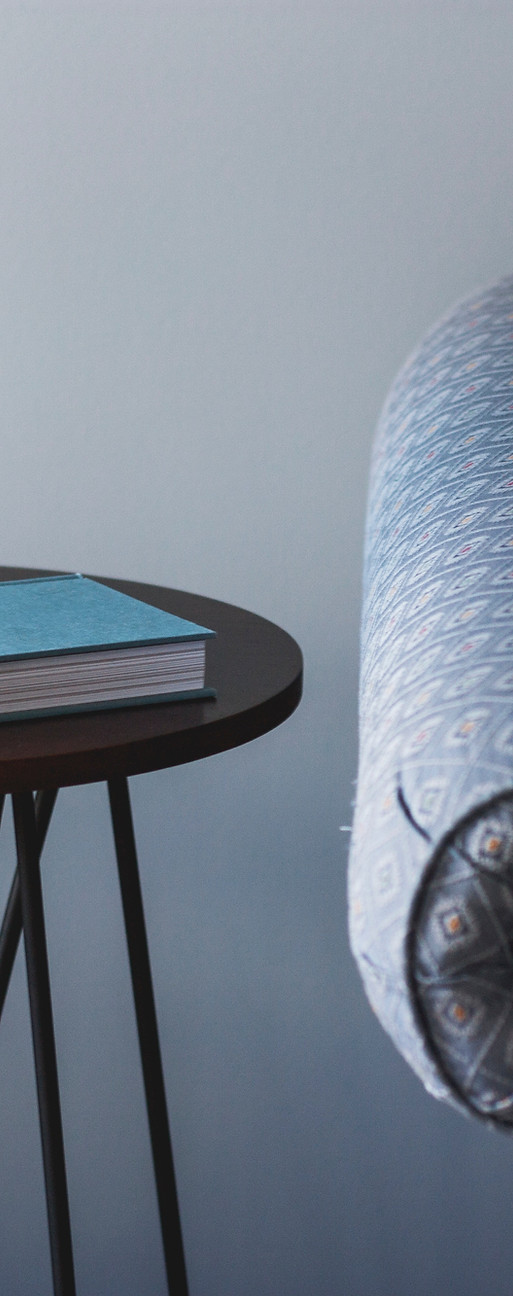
[2, 4, 513, 1293]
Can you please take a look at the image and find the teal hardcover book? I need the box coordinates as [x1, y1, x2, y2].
[0, 574, 216, 721]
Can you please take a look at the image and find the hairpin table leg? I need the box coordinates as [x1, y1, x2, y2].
[0, 790, 58, 1022]
[108, 776, 189, 1296]
[12, 790, 76, 1296]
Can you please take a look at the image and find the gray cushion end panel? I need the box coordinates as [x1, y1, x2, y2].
[410, 791, 513, 1123]
[348, 272, 513, 1125]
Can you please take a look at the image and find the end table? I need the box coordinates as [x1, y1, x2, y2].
[0, 568, 303, 1296]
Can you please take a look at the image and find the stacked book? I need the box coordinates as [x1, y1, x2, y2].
[0, 573, 215, 721]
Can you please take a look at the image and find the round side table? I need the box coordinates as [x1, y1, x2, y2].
[0, 568, 303, 1296]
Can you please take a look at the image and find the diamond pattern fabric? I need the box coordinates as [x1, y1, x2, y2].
[348, 274, 513, 1124]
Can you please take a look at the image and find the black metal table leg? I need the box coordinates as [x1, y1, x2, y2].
[108, 776, 189, 1296]
[12, 790, 76, 1296]
[0, 790, 58, 1022]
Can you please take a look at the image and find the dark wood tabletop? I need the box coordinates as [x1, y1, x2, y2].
[0, 568, 303, 792]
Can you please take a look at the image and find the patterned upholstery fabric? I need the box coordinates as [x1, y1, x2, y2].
[348, 274, 513, 1124]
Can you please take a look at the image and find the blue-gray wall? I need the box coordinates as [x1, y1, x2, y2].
[1, 4, 513, 1293]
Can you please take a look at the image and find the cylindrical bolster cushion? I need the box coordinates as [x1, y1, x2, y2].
[348, 274, 513, 1125]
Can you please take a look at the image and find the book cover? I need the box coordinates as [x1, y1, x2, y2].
[0, 573, 215, 660]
